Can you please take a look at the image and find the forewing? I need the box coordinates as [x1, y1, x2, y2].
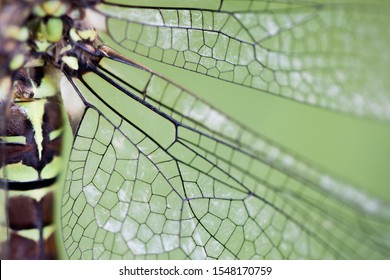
[93, 0, 390, 121]
[61, 53, 390, 259]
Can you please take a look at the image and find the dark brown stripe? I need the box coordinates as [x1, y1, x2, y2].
[4, 191, 58, 259]
[0, 234, 10, 259]
[8, 232, 38, 260]
[8, 195, 38, 230]
[8, 192, 54, 230]
[3, 231, 58, 260]
[41, 191, 54, 226]
[45, 232, 58, 260]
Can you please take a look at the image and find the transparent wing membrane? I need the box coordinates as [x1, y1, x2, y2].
[2, 0, 389, 260]
[61, 52, 390, 259]
[95, 0, 390, 121]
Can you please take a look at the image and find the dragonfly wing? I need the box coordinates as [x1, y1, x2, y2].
[93, 0, 390, 121]
[60, 51, 390, 259]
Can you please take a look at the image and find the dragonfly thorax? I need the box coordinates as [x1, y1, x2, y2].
[0, 0, 102, 100]
[29, 1, 102, 78]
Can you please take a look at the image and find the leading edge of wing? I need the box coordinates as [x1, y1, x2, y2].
[91, 1, 390, 122]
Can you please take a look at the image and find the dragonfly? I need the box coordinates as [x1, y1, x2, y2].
[0, 0, 390, 259]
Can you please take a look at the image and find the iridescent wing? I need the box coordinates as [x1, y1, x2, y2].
[93, 0, 390, 121]
[60, 45, 390, 259]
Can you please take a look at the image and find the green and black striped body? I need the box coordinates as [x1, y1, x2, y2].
[0, 0, 100, 259]
[0, 66, 63, 259]
[0, 0, 71, 259]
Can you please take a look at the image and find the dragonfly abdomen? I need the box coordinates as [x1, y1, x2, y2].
[0, 68, 64, 259]
[7, 189, 57, 259]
